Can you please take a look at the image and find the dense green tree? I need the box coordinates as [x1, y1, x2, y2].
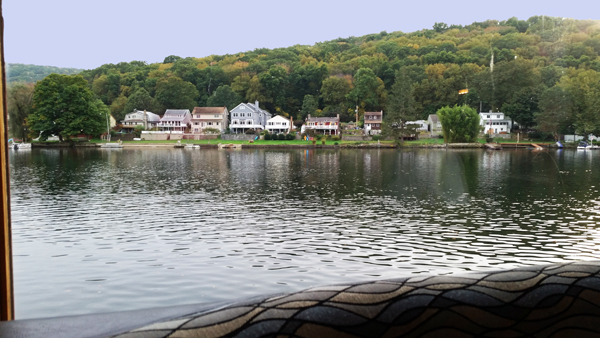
[320, 76, 352, 106]
[206, 85, 242, 110]
[437, 105, 481, 143]
[536, 86, 573, 140]
[123, 87, 155, 116]
[109, 95, 128, 123]
[299, 94, 318, 120]
[558, 69, 600, 138]
[163, 55, 182, 63]
[346, 68, 386, 112]
[501, 86, 542, 130]
[154, 76, 199, 111]
[28, 74, 107, 141]
[7, 83, 34, 140]
[382, 69, 417, 145]
[258, 65, 289, 112]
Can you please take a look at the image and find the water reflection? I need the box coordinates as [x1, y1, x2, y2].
[9, 148, 600, 319]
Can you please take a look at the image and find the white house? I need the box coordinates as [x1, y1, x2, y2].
[157, 109, 192, 132]
[406, 120, 428, 132]
[479, 111, 512, 134]
[301, 114, 341, 135]
[265, 115, 292, 134]
[427, 114, 442, 136]
[121, 109, 161, 133]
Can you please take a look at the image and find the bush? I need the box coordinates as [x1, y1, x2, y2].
[286, 133, 295, 140]
[312, 140, 316, 145]
[321, 140, 326, 145]
[372, 135, 381, 141]
[264, 133, 271, 140]
[278, 133, 286, 140]
[315, 134, 323, 140]
[436, 105, 480, 143]
[334, 142, 339, 146]
[331, 135, 340, 141]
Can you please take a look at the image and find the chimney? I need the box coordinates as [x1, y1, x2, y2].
[308, 114, 311, 119]
[143, 110, 148, 129]
[289, 116, 293, 132]
[337, 114, 340, 119]
[255, 100, 259, 109]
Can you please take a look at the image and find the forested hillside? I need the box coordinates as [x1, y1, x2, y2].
[7, 63, 82, 83]
[78, 16, 600, 137]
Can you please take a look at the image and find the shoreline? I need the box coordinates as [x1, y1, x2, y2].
[28, 142, 565, 150]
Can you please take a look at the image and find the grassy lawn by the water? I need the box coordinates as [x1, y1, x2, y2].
[404, 138, 445, 145]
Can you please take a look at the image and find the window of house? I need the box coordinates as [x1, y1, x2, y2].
[497, 115, 500, 118]
[487, 115, 490, 118]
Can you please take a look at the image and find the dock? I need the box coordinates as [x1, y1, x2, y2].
[484, 143, 502, 150]
[499, 143, 545, 150]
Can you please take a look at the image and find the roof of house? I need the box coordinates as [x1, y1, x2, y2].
[267, 115, 291, 122]
[161, 109, 191, 122]
[428, 114, 439, 123]
[307, 116, 339, 123]
[231, 102, 271, 115]
[365, 111, 383, 116]
[192, 107, 227, 115]
[123, 111, 161, 122]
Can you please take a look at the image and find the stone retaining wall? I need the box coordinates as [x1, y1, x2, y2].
[221, 134, 257, 141]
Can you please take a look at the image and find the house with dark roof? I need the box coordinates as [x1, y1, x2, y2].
[229, 101, 271, 134]
[157, 109, 192, 132]
[121, 109, 161, 133]
[364, 111, 383, 135]
[301, 114, 340, 135]
[191, 107, 229, 134]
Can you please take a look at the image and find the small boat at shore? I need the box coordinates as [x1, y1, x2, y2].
[184, 144, 200, 149]
[577, 141, 598, 150]
[218, 143, 242, 149]
[8, 139, 31, 150]
[12, 143, 31, 150]
[100, 140, 123, 149]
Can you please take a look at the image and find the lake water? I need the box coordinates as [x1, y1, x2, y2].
[9, 148, 600, 319]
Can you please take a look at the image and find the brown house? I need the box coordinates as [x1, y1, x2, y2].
[364, 111, 383, 135]
[190, 107, 229, 134]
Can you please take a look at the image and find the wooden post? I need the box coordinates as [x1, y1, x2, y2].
[0, 0, 14, 321]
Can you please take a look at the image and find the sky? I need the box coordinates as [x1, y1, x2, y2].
[4, 0, 598, 70]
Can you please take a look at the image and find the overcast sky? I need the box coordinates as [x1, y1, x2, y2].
[4, 0, 597, 70]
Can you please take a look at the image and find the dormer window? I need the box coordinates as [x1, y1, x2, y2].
[497, 115, 500, 118]
[487, 115, 490, 118]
